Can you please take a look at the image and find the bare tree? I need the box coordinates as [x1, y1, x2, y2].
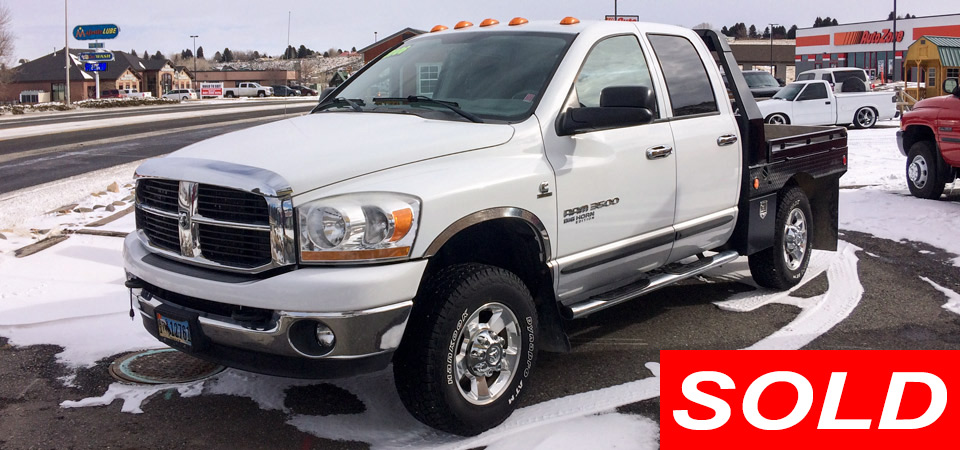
[0, 2, 15, 93]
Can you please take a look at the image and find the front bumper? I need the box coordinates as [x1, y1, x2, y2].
[897, 130, 907, 157]
[123, 233, 427, 379]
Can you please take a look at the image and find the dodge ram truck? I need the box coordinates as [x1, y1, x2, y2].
[898, 77, 960, 199]
[123, 19, 848, 435]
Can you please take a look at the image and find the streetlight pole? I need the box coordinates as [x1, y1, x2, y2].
[769, 23, 779, 77]
[191, 35, 198, 94]
[892, 0, 898, 82]
[64, 0, 70, 105]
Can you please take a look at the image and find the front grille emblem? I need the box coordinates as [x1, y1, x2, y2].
[177, 181, 201, 257]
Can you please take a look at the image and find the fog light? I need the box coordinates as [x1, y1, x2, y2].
[316, 323, 336, 349]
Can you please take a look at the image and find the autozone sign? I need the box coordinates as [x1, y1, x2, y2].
[835, 29, 905, 45]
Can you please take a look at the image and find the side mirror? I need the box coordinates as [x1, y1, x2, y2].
[776, 78, 786, 87]
[557, 86, 656, 136]
[319, 87, 336, 103]
[944, 78, 959, 97]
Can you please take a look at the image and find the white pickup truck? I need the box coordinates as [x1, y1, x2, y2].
[223, 82, 273, 98]
[124, 20, 847, 435]
[758, 80, 898, 128]
[119, 88, 152, 99]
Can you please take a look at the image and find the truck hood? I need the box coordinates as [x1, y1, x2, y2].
[168, 112, 515, 194]
[913, 95, 959, 111]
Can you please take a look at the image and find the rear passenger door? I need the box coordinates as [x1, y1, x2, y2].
[647, 33, 741, 263]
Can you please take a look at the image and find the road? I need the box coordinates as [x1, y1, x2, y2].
[0, 100, 315, 194]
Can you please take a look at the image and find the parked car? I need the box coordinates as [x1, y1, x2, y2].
[758, 80, 897, 128]
[898, 77, 960, 199]
[119, 89, 153, 99]
[100, 89, 121, 99]
[724, 70, 783, 98]
[271, 85, 301, 97]
[290, 84, 318, 96]
[162, 89, 197, 101]
[223, 82, 273, 98]
[796, 68, 872, 93]
[124, 24, 846, 436]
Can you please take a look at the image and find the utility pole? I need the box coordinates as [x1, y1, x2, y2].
[769, 23, 779, 76]
[64, 0, 70, 105]
[892, 0, 898, 82]
[191, 35, 198, 93]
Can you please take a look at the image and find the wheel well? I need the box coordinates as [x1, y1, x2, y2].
[766, 113, 790, 124]
[416, 218, 570, 352]
[902, 125, 936, 156]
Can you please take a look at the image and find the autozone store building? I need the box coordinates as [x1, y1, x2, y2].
[795, 13, 960, 82]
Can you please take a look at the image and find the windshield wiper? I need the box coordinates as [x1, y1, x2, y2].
[376, 96, 484, 123]
[317, 97, 365, 112]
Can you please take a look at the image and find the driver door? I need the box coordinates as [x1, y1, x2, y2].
[794, 82, 833, 125]
[542, 34, 677, 304]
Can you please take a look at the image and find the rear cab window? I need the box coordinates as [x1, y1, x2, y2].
[647, 34, 719, 117]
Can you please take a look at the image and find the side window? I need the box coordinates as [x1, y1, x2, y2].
[573, 35, 657, 116]
[797, 73, 814, 81]
[820, 74, 832, 83]
[648, 34, 718, 117]
[797, 83, 828, 101]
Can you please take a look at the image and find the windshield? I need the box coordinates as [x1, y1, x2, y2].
[323, 31, 575, 122]
[743, 72, 779, 88]
[773, 83, 804, 100]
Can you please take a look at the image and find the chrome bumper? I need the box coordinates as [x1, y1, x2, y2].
[133, 287, 412, 361]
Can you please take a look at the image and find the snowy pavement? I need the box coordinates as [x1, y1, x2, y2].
[1, 119, 960, 449]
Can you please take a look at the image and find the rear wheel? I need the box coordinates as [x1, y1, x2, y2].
[906, 141, 946, 199]
[394, 263, 537, 436]
[766, 113, 789, 125]
[853, 107, 877, 128]
[749, 186, 812, 289]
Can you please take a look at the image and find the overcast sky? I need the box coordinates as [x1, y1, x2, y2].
[4, 0, 957, 63]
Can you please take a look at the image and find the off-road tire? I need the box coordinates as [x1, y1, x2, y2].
[906, 141, 946, 199]
[749, 186, 812, 289]
[394, 263, 537, 436]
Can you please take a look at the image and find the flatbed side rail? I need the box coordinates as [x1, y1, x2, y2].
[764, 124, 848, 161]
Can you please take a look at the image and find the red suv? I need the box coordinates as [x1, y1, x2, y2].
[898, 78, 960, 199]
[100, 89, 121, 99]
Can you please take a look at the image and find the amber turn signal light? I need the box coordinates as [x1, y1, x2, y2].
[431, 25, 448, 33]
[454, 21, 473, 29]
[480, 18, 499, 27]
[509, 17, 529, 26]
[560, 17, 580, 25]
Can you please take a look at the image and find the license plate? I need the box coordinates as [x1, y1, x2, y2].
[157, 313, 192, 347]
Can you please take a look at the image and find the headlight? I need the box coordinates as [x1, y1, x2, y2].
[298, 193, 420, 264]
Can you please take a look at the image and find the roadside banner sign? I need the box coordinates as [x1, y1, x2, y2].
[84, 62, 107, 72]
[88, 42, 104, 49]
[80, 52, 115, 62]
[73, 24, 120, 40]
[605, 15, 640, 21]
[200, 82, 224, 97]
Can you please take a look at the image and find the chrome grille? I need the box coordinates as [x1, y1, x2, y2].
[135, 177, 292, 273]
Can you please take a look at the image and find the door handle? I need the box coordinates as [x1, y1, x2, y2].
[646, 145, 673, 160]
[825, 101, 832, 104]
[717, 134, 738, 146]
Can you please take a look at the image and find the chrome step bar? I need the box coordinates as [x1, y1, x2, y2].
[562, 250, 741, 319]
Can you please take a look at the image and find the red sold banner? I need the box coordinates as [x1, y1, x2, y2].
[661, 351, 959, 448]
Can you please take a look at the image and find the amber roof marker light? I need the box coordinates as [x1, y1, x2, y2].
[560, 17, 580, 25]
[509, 17, 529, 26]
[480, 18, 499, 27]
[431, 25, 448, 33]
[454, 21, 474, 29]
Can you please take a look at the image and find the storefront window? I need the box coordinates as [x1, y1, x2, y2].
[51, 83, 65, 102]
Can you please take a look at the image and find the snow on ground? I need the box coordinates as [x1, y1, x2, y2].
[2, 121, 958, 448]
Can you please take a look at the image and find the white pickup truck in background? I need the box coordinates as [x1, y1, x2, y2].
[758, 80, 897, 128]
[119, 88, 153, 99]
[223, 82, 273, 98]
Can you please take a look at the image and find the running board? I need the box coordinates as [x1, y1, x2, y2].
[561, 250, 740, 319]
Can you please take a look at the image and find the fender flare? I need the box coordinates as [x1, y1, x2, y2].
[422, 207, 552, 262]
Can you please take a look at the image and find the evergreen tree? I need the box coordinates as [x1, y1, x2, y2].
[222, 48, 234, 62]
[787, 25, 798, 39]
[748, 24, 758, 38]
[196, 46, 204, 59]
[143, 50, 149, 60]
[351, 46, 357, 52]
[323, 51, 330, 57]
[720, 25, 730, 36]
[130, 49, 136, 56]
[762, 27, 770, 39]
[297, 44, 309, 59]
[152, 51, 165, 60]
[814, 17, 823, 28]
[253, 51, 260, 59]
[213, 51, 222, 62]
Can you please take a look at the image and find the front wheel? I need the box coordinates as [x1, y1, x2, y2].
[906, 141, 946, 199]
[258, 91, 266, 97]
[394, 263, 537, 436]
[749, 186, 812, 289]
[853, 107, 877, 128]
[766, 113, 789, 125]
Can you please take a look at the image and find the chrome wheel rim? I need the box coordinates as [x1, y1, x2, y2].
[856, 108, 876, 127]
[768, 114, 787, 125]
[783, 208, 807, 271]
[453, 302, 521, 406]
[909, 155, 929, 189]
